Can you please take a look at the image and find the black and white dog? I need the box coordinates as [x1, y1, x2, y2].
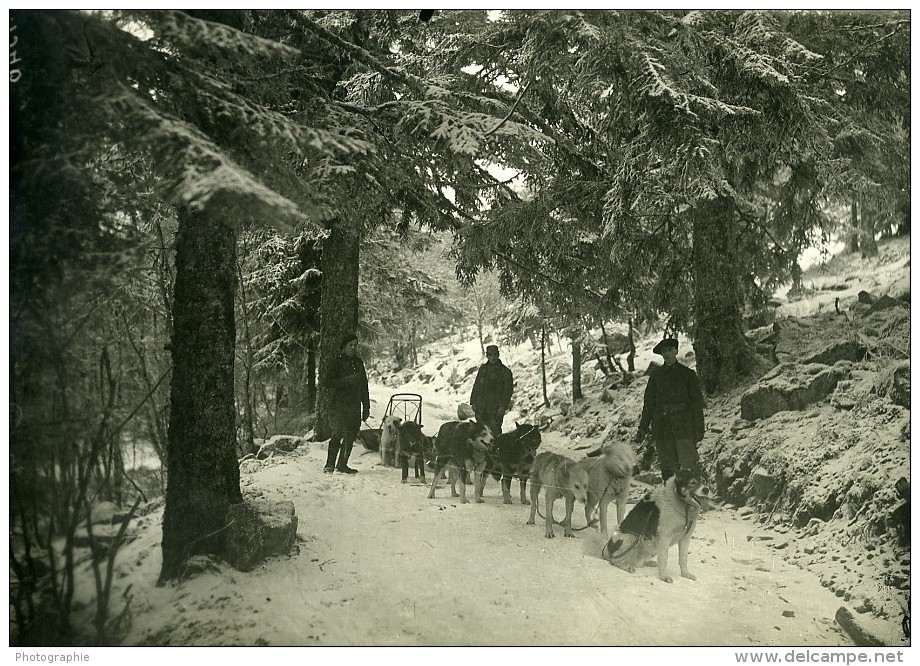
[395, 420, 433, 484]
[481, 422, 541, 504]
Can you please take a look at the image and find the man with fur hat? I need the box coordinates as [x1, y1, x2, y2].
[470, 344, 514, 436]
[323, 333, 370, 474]
[635, 337, 705, 483]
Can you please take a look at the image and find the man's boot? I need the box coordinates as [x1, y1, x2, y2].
[336, 441, 358, 474]
[324, 440, 340, 473]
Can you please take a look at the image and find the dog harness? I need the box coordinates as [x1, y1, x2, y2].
[679, 490, 702, 534]
[603, 483, 701, 562]
[602, 534, 647, 561]
[587, 478, 618, 526]
[602, 494, 659, 561]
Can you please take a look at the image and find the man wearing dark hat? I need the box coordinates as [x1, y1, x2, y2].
[635, 337, 705, 483]
[470, 344, 514, 436]
[323, 333, 370, 474]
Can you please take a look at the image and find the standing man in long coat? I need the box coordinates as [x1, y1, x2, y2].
[324, 333, 370, 474]
[635, 337, 705, 483]
[470, 344, 514, 436]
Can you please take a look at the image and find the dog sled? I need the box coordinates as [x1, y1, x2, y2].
[383, 392, 423, 425]
[357, 392, 423, 451]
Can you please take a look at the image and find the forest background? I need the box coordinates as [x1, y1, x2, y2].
[7, 8, 910, 646]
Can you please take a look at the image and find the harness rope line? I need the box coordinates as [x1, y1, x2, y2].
[439, 426, 539, 473]
[534, 478, 617, 531]
[375, 425, 607, 506]
[601, 508, 654, 561]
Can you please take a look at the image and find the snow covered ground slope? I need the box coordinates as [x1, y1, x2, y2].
[66, 236, 910, 647]
[110, 438, 860, 646]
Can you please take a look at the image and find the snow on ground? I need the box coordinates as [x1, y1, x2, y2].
[63, 236, 911, 649]
[109, 431, 863, 646]
[81, 363, 899, 648]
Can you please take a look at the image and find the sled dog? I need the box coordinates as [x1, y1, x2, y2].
[526, 452, 589, 538]
[396, 420, 433, 484]
[379, 414, 402, 467]
[576, 437, 636, 535]
[482, 422, 542, 505]
[603, 468, 702, 583]
[427, 420, 494, 503]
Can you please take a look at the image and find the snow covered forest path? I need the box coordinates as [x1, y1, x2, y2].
[119, 379, 897, 647]
[242, 446, 848, 646]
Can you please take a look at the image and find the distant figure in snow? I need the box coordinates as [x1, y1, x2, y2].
[470, 344, 514, 436]
[635, 337, 705, 483]
[323, 333, 370, 474]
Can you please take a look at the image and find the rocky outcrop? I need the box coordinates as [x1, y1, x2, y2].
[873, 361, 910, 409]
[835, 606, 886, 647]
[740, 363, 848, 421]
[867, 294, 908, 315]
[853, 307, 910, 360]
[91, 501, 121, 525]
[804, 341, 868, 366]
[256, 435, 306, 459]
[746, 322, 779, 345]
[857, 290, 877, 305]
[550, 360, 572, 381]
[750, 466, 777, 499]
[772, 317, 822, 364]
[457, 402, 475, 420]
[72, 523, 137, 561]
[225, 500, 298, 572]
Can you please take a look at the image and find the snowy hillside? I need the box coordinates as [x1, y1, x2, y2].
[59, 236, 910, 648]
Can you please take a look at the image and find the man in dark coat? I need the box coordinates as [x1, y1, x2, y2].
[470, 344, 514, 436]
[635, 337, 705, 483]
[323, 333, 371, 474]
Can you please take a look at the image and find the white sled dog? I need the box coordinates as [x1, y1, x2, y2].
[379, 414, 402, 467]
[576, 437, 636, 536]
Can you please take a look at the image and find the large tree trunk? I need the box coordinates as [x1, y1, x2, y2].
[305, 337, 317, 415]
[476, 314, 485, 357]
[314, 225, 360, 441]
[895, 201, 909, 237]
[571, 331, 583, 402]
[859, 194, 879, 258]
[236, 247, 257, 458]
[540, 324, 549, 407]
[409, 321, 418, 366]
[626, 317, 636, 372]
[160, 202, 242, 582]
[692, 197, 759, 395]
[849, 200, 861, 253]
[599, 321, 615, 371]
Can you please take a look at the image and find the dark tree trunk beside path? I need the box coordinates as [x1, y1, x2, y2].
[571, 331, 583, 402]
[315, 224, 360, 440]
[159, 201, 242, 582]
[692, 196, 760, 395]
